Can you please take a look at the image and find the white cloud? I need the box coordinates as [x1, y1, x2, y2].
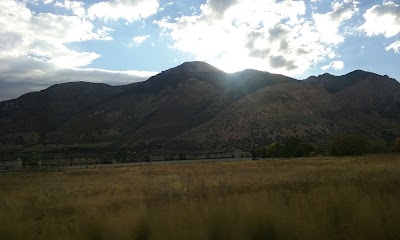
[95, 26, 114, 41]
[386, 40, 400, 53]
[321, 60, 344, 71]
[360, 2, 400, 55]
[0, 56, 157, 101]
[0, 0, 149, 101]
[129, 35, 150, 47]
[0, 0, 114, 69]
[0, 57, 156, 84]
[155, 0, 357, 76]
[54, 0, 85, 17]
[88, 0, 159, 23]
[360, 2, 400, 38]
[313, 0, 359, 44]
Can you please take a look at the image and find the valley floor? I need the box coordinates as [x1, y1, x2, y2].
[1, 154, 400, 239]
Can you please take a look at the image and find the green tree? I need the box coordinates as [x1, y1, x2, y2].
[266, 142, 285, 158]
[281, 137, 316, 157]
[329, 134, 369, 156]
[283, 137, 301, 157]
[394, 137, 400, 152]
[368, 141, 388, 154]
[260, 147, 268, 158]
[261, 138, 315, 158]
[295, 143, 316, 157]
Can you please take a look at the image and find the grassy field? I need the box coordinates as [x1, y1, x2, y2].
[1, 154, 400, 240]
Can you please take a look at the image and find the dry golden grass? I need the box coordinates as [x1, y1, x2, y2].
[1, 154, 400, 239]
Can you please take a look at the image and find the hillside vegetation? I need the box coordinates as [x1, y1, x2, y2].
[1, 62, 400, 153]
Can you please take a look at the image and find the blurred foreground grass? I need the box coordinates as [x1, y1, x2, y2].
[1, 154, 400, 239]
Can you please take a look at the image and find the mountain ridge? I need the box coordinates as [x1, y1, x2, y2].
[1, 62, 399, 153]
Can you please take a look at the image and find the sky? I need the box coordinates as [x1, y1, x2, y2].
[0, 0, 399, 101]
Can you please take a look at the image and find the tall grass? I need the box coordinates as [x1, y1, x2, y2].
[0, 155, 400, 239]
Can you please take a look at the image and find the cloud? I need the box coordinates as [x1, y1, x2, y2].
[359, 1, 400, 54]
[360, 2, 400, 38]
[269, 55, 297, 70]
[207, 0, 238, 17]
[313, 0, 359, 44]
[321, 60, 344, 71]
[129, 35, 150, 47]
[88, 0, 159, 23]
[155, 0, 358, 75]
[0, 0, 154, 101]
[386, 40, 400, 53]
[0, 0, 114, 68]
[0, 56, 157, 101]
[0, 80, 48, 102]
[54, 0, 85, 17]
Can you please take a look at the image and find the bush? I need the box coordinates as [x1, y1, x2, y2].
[283, 137, 315, 157]
[368, 141, 388, 154]
[295, 143, 316, 157]
[260, 138, 315, 158]
[394, 137, 400, 152]
[282, 137, 301, 157]
[264, 143, 285, 158]
[329, 134, 369, 156]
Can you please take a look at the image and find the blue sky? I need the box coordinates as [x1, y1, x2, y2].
[0, 0, 399, 101]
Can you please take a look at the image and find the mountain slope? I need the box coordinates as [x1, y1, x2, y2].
[0, 62, 297, 150]
[0, 82, 125, 146]
[56, 62, 296, 146]
[0, 62, 399, 152]
[177, 70, 400, 150]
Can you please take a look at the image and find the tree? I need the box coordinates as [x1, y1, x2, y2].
[295, 143, 316, 157]
[283, 137, 301, 157]
[282, 137, 315, 157]
[329, 134, 369, 156]
[260, 138, 315, 158]
[394, 137, 400, 152]
[252, 148, 261, 159]
[266, 142, 285, 158]
[368, 141, 388, 154]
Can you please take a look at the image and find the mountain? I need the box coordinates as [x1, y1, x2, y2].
[178, 70, 400, 150]
[0, 62, 399, 153]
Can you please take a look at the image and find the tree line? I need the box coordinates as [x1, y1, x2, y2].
[254, 135, 400, 158]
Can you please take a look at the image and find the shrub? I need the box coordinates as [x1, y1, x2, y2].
[394, 137, 400, 152]
[260, 138, 315, 158]
[368, 141, 388, 154]
[282, 137, 301, 157]
[294, 143, 316, 157]
[329, 134, 369, 156]
[265, 142, 285, 158]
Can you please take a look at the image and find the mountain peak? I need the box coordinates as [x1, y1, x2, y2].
[172, 61, 223, 74]
[143, 61, 225, 90]
[1, 65, 400, 153]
